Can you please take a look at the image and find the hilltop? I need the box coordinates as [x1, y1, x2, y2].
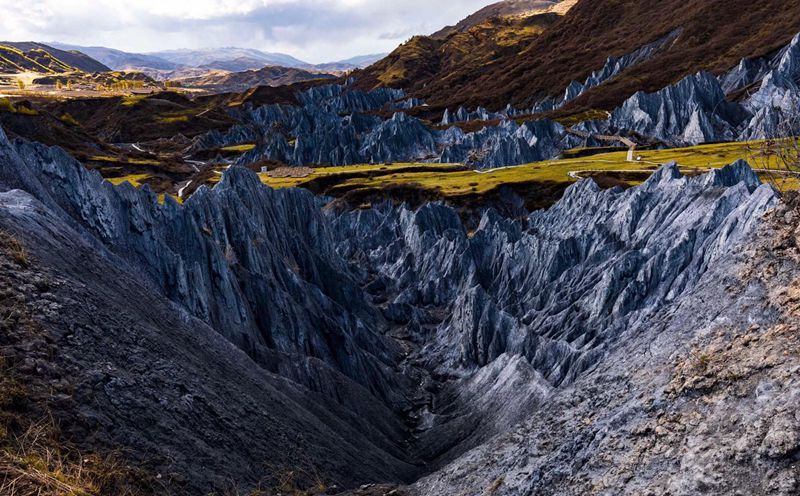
[357, 12, 562, 90]
[432, 0, 568, 38]
[0, 42, 109, 73]
[172, 65, 337, 93]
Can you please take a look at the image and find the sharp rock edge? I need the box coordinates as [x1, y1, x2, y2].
[191, 32, 800, 170]
[0, 124, 782, 493]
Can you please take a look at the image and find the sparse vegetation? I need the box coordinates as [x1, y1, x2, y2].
[746, 113, 800, 194]
[213, 463, 330, 496]
[59, 113, 80, 127]
[155, 115, 189, 125]
[121, 95, 147, 106]
[0, 99, 38, 117]
[0, 231, 28, 267]
[0, 417, 151, 496]
[221, 144, 256, 153]
[488, 477, 505, 493]
[254, 141, 800, 203]
[0, 245, 158, 496]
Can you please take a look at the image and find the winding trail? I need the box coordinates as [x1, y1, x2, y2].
[177, 180, 193, 199]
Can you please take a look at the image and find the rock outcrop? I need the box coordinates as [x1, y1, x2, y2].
[190, 82, 575, 169]
[600, 72, 742, 145]
[577, 33, 800, 145]
[412, 187, 800, 496]
[0, 123, 788, 494]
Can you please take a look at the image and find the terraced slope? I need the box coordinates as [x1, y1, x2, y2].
[0, 42, 109, 74]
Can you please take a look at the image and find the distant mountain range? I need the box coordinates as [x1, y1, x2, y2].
[48, 43, 386, 79]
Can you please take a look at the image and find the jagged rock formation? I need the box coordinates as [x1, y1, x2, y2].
[412, 189, 800, 496]
[574, 33, 800, 145]
[608, 71, 746, 145]
[187, 31, 800, 173]
[438, 119, 572, 167]
[0, 123, 788, 494]
[330, 160, 777, 465]
[191, 82, 573, 169]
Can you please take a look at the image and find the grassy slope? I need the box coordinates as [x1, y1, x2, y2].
[0, 42, 109, 74]
[358, 13, 560, 91]
[355, 0, 800, 115]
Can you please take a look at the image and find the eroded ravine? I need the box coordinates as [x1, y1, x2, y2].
[0, 123, 784, 492]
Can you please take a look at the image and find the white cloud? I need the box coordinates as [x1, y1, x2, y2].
[0, 0, 495, 62]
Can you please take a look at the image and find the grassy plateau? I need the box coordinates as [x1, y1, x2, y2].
[254, 141, 800, 200]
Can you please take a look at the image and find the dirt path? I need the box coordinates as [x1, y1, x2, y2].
[177, 180, 193, 199]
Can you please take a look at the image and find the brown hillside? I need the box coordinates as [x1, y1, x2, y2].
[176, 66, 336, 94]
[358, 13, 561, 91]
[432, 0, 561, 38]
[355, 0, 800, 114]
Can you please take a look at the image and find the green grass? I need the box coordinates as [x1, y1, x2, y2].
[255, 141, 799, 197]
[127, 158, 160, 166]
[220, 143, 256, 153]
[59, 113, 79, 126]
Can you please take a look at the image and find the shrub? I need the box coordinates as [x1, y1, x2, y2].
[0, 231, 28, 267]
[59, 113, 79, 127]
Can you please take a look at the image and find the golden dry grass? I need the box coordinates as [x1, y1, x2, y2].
[0, 418, 146, 496]
[0, 240, 157, 496]
[253, 141, 800, 199]
[0, 231, 28, 267]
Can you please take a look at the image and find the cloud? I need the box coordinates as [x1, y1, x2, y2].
[0, 0, 494, 62]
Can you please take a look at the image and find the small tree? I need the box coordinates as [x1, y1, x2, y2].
[56, 80, 63, 90]
[748, 110, 800, 193]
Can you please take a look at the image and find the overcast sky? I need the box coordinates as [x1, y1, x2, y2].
[0, 0, 497, 63]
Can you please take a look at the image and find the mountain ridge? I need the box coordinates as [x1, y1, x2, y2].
[49, 42, 386, 79]
[354, 0, 800, 115]
[432, 0, 566, 38]
[0, 41, 110, 74]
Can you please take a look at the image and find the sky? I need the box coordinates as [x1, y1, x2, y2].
[0, 0, 497, 63]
